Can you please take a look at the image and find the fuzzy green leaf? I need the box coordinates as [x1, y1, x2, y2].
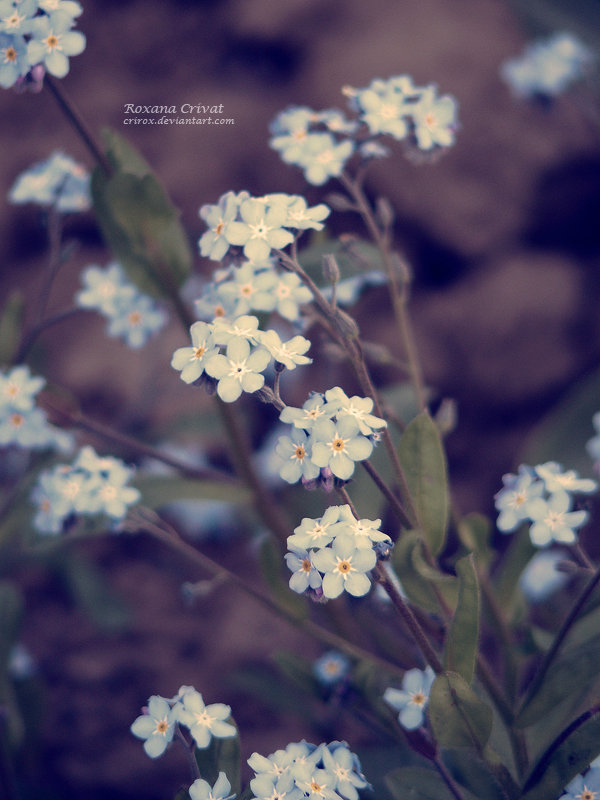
[522, 710, 600, 800]
[397, 411, 449, 555]
[392, 532, 445, 613]
[428, 672, 493, 751]
[444, 556, 480, 685]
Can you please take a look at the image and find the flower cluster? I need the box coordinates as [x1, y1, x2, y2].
[277, 388, 385, 484]
[248, 739, 370, 800]
[0, 1, 86, 89]
[171, 315, 312, 402]
[501, 32, 594, 99]
[130, 686, 236, 759]
[75, 262, 167, 349]
[269, 75, 458, 184]
[0, 365, 71, 451]
[383, 666, 435, 731]
[285, 504, 391, 600]
[8, 151, 90, 212]
[494, 461, 596, 547]
[199, 190, 330, 263]
[31, 445, 140, 534]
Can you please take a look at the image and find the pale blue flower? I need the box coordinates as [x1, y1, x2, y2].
[75, 263, 136, 316]
[252, 271, 312, 322]
[26, 10, 86, 78]
[0, 32, 28, 87]
[535, 461, 597, 496]
[225, 197, 294, 262]
[211, 314, 261, 346]
[322, 387, 386, 436]
[189, 772, 235, 800]
[353, 80, 412, 140]
[284, 197, 330, 231]
[176, 690, 236, 748]
[37, 0, 83, 18]
[0, 0, 37, 35]
[285, 547, 323, 594]
[311, 535, 376, 598]
[292, 763, 343, 800]
[258, 330, 312, 370]
[194, 281, 238, 322]
[0, 406, 66, 450]
[321, 743, 369, 800]
[279, 393, 329, 431]
[310, 417, 373, 481]
[494, 465, 545, 533]
[502, 32, 594, 99]
[204, 338, 270, 402]
[287, 506, 342, 550]
[383, 666, 435, 730]
[297, 133, 354, 186]
[329, 505, 391, 549]
[0, 365, 44, 411]
[559, 768, 600, 800]
[411, 86, 458, 150]
[107, 292, 167, 349]
[199, 190, 245, 261]
[217, 261, 277, 316]
[171, 321, 220, 384]
[275, 429, 320, 484]
[528, 491, 588, 547]
[313, 651, 350, 686]
[9, 151, 90, 212]
[130, 695, 176, 759]
[519, 550, 569, 603]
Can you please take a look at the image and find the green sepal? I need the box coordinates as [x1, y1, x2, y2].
[194, 718, 241, 796]
[428, 672, 493, 751]
[259, 538, 308, 621]
[0, 291, 25, 366]
[385, 766, 456, 800]
[397, 411, 449, 556]
[522, 710, 600, 800]
[91, 129, 192, 301]
[444, 555, 480, 685]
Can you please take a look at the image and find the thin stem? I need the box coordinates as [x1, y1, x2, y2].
[40, 398, 238, 485]
[215, 397, 291, 545]
[338, 172, 426, 411]
[45, 75, 112, 175]
[15, 307, 86, 364]
[374, 562, 443, 673]
[127, 508, 404, 675]
[175, 726, 201, 781]
[361, 459, 412, 531]
[518, 563, 600, 715]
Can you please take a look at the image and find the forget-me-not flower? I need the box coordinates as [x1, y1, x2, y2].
[383, 666, 435, 730]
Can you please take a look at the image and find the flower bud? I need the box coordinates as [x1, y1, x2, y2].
[375, 197, 395, 229]
[322, 254, 340, 286]
[333, 308, 360, 339]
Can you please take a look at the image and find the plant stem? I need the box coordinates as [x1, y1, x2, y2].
[40, 397, 238, 485]
[433, 754, 468, 800]
[361, 459, 412, 531]
[338, 172, 426, 412]
[175, 726, 201, 781]
[45, 75, 113, 175]
[518, 563, 600, 715]
[127, 508, 404, 675]
[14, 307, 86, 364]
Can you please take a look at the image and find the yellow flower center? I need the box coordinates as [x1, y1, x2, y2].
[580, 790, 597, 800]
[128, 311, 142, 326]
[411, 691, 426, 706]
[380, 103, 397, 119]
[194, 346, 206, 359]
[332, 437, 345, 452]
[10, 413, 24, 428]
[215, 221, 224, 235]
[294, 445, 306, 460]
[301, 558, 312, 574]
[424, 112, 437, 128]
[45, 34, 60, 51]
[4, 46, 17, 63]
[155, 719, 169, 735]
[214, 305, 225, 318]
[6, 383, 18, 397]
[337, 559, 351, 574]
[240, 283, 253, 296]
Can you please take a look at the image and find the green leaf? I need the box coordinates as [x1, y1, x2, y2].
[91, 130, 192, 301]
[259, 538, 307, 621]
[133, 475, 251, 509]
[397, 411, 449, 555]
[392, 532, 445, 613]
[194, 720, 241, 795]
[385, 767, 456, 800]
[457, 513, 494, 569]
[0, 291, 24, 366]
[444, 556, 480, 685]
[428, 672, 493, 751]
[522, 710, 600, 800]
[442, 749, 515, 800]
[516, 633, 600, 728]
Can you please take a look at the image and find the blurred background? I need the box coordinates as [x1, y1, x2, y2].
[2, 0, 600, 797]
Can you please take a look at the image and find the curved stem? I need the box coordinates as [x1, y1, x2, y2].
[175, 726, 201, 782]
[45, 76, 113, 176]
[15, 307, 86, 364]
